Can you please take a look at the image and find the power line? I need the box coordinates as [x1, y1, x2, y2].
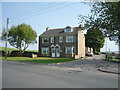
[15, 2, 66, 20]
[16, 2, 80, 21]
[10, 2, 47, 18]
[11, 2, 61, 20]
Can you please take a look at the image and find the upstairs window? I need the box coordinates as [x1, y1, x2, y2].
[50, 37, 54, 43]
[42, 37, 49, 43]
[66, 36, 74, 42]
[59, 36, 63, 43]
[64, 26, 73, 32]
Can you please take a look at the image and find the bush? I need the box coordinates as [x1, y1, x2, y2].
[10, 50, 38, 57]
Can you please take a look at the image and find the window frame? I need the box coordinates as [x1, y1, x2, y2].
[64, 27, 73, 32]
[59, 36, 63, 43]
[42, 37, 49, 43]
[66, 36, 74, 42]
[41, 48, 49, 54]
[65, 47, 73, 54]
[50, 37, 54, 43]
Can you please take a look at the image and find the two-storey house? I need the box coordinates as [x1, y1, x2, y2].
[39, 26, 85, 59]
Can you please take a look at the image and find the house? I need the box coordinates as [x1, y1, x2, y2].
[39, 26, 85, 59]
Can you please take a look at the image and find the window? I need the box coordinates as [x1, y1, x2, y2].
[59, 36, 63, 43]
[41, 48, 49, 54]
[64, 26, 73, 32]
[42, 37, 49, 43]
[65, 28, 71, 32]
[66, 47, 73, 54]
[66, 36, 74, 42]
[50, 37, 54, 43]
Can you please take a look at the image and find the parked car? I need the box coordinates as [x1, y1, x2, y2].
[101, 52, 106, 54]
[111, 51, 120, 56]
[86, 52, 94, 56]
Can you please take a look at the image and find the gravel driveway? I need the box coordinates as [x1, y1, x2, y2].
[49, 54, 119, 73]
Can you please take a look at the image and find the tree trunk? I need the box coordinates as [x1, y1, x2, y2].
[93, 48, 95, 53]
[19, 49, 23, 57]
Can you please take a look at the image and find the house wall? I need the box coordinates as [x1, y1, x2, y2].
[39, 28, 85, 58]
[76, 30, 85, 58]
[39, 36, 77, 58]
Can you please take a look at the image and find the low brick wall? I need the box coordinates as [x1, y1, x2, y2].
[32, 54, 37, 58]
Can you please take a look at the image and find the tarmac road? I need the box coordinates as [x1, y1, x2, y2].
[2, 60, 118, 88]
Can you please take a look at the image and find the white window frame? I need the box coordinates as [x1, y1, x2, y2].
[41, 48, 49, 54]
[42, 37, 49, 43]
[64, 27, 73, 32]
[65, 47, 73, 54]
[66, 36, 74, 42]
[59, 36, 63, 43]
[50, 37, 54, 43]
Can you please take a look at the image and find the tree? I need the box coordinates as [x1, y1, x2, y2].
[1, 27, 6, 41]
[78, 2, 120, 36]
[85, 28, 105, 52]
[1, 23, 37, 56]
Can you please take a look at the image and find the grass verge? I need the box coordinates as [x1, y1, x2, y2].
[2, 57, 75, 63]
[101, 55, 120, 62]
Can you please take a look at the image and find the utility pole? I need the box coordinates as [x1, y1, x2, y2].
[5, 17, 9, 59]
[105, 36, 108, 60]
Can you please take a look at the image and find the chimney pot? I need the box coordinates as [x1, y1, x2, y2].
[46, 27, 50, 31]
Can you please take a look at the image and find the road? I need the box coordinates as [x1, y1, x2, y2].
[2, 60, 118, 88]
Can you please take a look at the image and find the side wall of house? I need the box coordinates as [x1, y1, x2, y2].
[76, 30, 85, 58]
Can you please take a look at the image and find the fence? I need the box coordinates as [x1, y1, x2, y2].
[105, 53, 120, 62]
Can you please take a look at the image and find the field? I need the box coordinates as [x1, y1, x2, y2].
[0, 47, 38, 53]
[102, 55, 120, 62]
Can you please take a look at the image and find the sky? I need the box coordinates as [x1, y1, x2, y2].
[1, 1, 119, 52]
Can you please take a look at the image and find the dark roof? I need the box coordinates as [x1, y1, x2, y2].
[40, 27, 80, 37]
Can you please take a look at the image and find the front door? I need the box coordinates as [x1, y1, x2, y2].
[56, 47, 60, 57]
[51, 47, 55, 57]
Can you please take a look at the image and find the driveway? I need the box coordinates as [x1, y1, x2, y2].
[48, 54, 118, 73]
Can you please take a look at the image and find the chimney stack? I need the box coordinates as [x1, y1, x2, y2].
[46, 27, 50, 31]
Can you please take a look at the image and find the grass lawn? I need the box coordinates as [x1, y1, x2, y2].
[0, 47, 18, 53]
[2, 57, 75, 63]
[101, 55, 120, 62]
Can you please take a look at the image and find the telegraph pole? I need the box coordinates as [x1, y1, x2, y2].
[5, 18, 9, 59]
